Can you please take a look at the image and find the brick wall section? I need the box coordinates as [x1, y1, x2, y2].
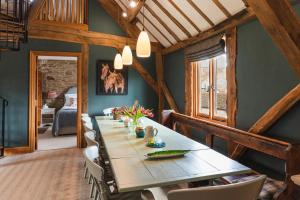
[38, 60, 77, 109]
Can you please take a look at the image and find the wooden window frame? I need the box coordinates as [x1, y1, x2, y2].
[185, 28, 237, 127]
[192, 57, 227, 124]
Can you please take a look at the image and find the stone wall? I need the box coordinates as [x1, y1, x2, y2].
[38, 60, 77, 109]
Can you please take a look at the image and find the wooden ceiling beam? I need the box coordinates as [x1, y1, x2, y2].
[128, 0, 145, 23]
[231, 84, 300, 159]
[98, 0, 140, 38]
[132, 57, 158, 93]
[152, 0, 192, 38]
[167, 0, 201, 33]
[144, 4, 180, 42]
[212, 0, 232, 17]
[28, 22, 159, 51]
[187, 0, 214, 27]
[138, 11, 173, 45]
[162, 8, 255, 55]
[247, 0, 300, 78]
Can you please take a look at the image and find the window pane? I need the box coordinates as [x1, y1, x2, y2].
[197, 59, 210, 115]
[214, 54, 227, 119]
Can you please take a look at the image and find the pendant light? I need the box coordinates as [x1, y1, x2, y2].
[114, 53, 123, 69]
[136, 0, 151, 58]
[122, 45, 133, 65]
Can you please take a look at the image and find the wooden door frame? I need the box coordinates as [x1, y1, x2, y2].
[29, 51, 83, 151]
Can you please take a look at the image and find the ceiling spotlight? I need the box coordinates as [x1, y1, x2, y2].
[129, 0, 137, 8]
[122, 11, 128, 18]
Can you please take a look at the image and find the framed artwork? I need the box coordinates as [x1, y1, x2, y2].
[96, 60, 128, 95]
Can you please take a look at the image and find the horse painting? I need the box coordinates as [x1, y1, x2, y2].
[97, 61, 128, 95]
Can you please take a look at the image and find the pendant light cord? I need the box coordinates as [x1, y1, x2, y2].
[142, 0, 145, 31]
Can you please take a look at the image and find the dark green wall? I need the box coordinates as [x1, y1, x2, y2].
[164, 5, 300, 176]
[0, 40, 80, 147]
[88, 45, 157, 116]
[0, 2, 157, 147]
[87, 0, 157, 116]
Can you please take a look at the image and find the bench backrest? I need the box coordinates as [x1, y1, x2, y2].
[162, 110, 300, 180]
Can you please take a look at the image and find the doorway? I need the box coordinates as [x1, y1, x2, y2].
[29, 51, 83, 151]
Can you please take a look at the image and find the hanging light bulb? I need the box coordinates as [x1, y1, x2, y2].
[136, 31, 151, 58]
[114, 53, 123, 69]
[129, 0, 137, 8]
[122, 45, 133, 65]
[136, 0, 151, 58]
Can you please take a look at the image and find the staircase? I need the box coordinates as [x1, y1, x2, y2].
[0, 0, 29, 51]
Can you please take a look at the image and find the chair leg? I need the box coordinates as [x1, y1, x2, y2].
[89, 174, 92, 184]
[90, 179, 95, 198]
[94, 189, 98, 200]
[84, 167, 88, 179]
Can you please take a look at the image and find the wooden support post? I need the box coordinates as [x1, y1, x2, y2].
[81, 43, 89, 113]
[226, 27, 238, 155]
[161, 81, 191, 137]
[156, 49, 164, 122]
[80, 43, 89, 148]
[161, 81, 179, 112]
[231, 84, 300, 159]
[247, 0, 300, 78]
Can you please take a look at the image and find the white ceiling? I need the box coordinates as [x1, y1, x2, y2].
[115, 0, 247, 47]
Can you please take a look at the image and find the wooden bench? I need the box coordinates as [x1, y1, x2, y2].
[162, 110, 300, 200]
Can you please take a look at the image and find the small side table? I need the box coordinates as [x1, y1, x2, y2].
[41, 108, 55, 126]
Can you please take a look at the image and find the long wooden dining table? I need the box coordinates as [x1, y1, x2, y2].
[96, 116, 251, 193]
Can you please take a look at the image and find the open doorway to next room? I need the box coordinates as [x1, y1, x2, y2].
[37, 56, 78, 151]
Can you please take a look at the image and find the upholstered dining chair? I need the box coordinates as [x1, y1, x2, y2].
[142, 175, 266, 200]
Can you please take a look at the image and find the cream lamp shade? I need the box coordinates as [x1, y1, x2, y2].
[136, 31, 151, 58]
[122, 45, 133, 65]
[114, 53, 123, 69]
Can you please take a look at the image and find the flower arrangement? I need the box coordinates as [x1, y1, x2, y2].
[122, 101, 154, 126]
[123, 105, 154, 123]
[111, 107, 126, 120]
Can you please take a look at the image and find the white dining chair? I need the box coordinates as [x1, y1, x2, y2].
[83, 146, 102, 199]
[142, 175, 266, 200]
[83, 131, 99, 184]
[84, 147, 142, 200]
[84, 131, 99, 147]
[81, 113, 89, 117]
[103, 107, 118, 116]
[83, 122, 93, 132]
[82, 116, 92, 123]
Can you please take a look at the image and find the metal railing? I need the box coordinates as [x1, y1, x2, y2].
[0, 96, 8, 158]
[0, 0, 29, 51]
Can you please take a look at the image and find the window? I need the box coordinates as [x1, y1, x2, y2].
[193, 54, 227, 122]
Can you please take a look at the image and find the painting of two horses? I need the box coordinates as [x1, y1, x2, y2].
[96, 60, 128, 95]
